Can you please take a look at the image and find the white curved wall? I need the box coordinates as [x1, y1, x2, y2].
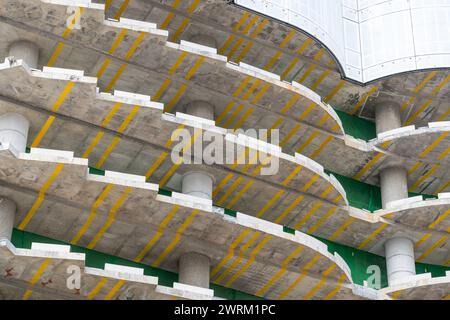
[235, 0, 450, 83]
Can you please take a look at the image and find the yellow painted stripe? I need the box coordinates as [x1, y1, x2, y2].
[294, 202, 322, 229]
[70, 184, 114, 244]
[350, 86, 378, 115]
[160, 0, 182, 29]
[226, 180, 254, 208]
[275, 195, 303, 224]
[438, 147, 449, 161]
[256, 246, 305, 296]
[323, 274, 346, 300]
[104, 280, 125, 300]
[431, 74, 450, 96]
[224, 235, 272, 287]
[420, 132, 449, 158]
[311, 69, 331, 90]
[185, 57, 205, 80]
[296, 131, 318, 153]
[310, 136, 333, 159]
[354, 152, 385, 180]
[152, 209, 201, 267]
[87, 277, 108, 300]
[217, 177, 243, 205]
[165, 84, 187, 112]
[251, 83, 271, 104]
[227, 38, 245, 60]
[417, 236, 448, 262]
[308, 206, 337, 234]
[171, 18, 190, 42]
[256, 190, 284, 218]
[358, 223, 388, 249]
[329, 217, 355, 241]
[405, 99, 432, 125]
[88, 187, 132, 249]
[124, 32, 145, 60]
[22, 258, 51, 300]
[437, 180, 450, 193]
[413, 71, 438, 93]
[114, 0, 130, 20]
[409, 164, 439, 192]
[134, 206, 180, 262]
[222, 104, 244, 128]
[415, 233, 432, 248]
[235, 42, 254, 63]
[215, 232, 260, 284]
[153, 79, 171, 101]
[169, 52, 188, 75]
[277, 255, 320, 300]
[210, 229, 251, 277]
[18, 164, 65, 230]
[303, 264, 337, 300]
[145, 152, 168, 179]
[105, 64, 127, 92]
[280, 124, 301, 147]
[324, 80, 345, 103]
[233, 107, 254, 129]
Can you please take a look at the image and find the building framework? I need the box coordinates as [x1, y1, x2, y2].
[0, 0, 448, 300]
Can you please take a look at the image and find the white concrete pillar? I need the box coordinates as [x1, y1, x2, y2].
[375, 103, 402, 135]
[178, 252, 210, 288]
[380, 166, 409, 208]
[181, 171, 213, 200]
[189, 34, 217, 49]
[0, 197, 16, 241]
[385, 237, 416, 285]
[186, 101, 215, 121]
[9, 41, 40, 69]
[0, 113, 30, 153]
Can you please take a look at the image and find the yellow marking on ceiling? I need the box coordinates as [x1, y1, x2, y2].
[358, 223, 388, 249]
[217, 177, 243, 206]
[152, 209, 201, 267]
[145, 152, 168, 179]
[311, 69, 331, 90]
[413, 71, 438, 93]
[31, 81, 75, 147]
[437, 147, 449, 160]
[296, 131, 318, 153]
[415, 233, 432, 248]
[224, 235, 272, 287]
[215, 232, 260, 284]
[234, 107, 254, 129]
[303, 263, 337, 300]
[160, 0, 182, 29]
[88, 186, 132, 249]
[251, 83, 271, 104]
[408, 162, 422, 176]
[70, 184, 114, 244]
[280, 124, 300, 147]
[298, 102, 316, 121]
[437, 180, 450, 193]
[277, 254, 321, 300]
[324, 80, 345, 103]
[329, 217, 355, 241]
[323, 274, 347, 300]
[431, 74, 450, 96]
[212, 173, 234, 198]
[420, 132, 449, 158]
[22, 258, 51, 300]
[400, 96, 416, 113]
[405, 99, 432, 125]
[417, 235, 448, 262]
[165, 84, 187, 113]
[308, 206, 337, 234]
[87, 277, 108, 300]
[310, 136, 333, 159]
[409, 164, 439, 192]
[255, 245, 305, 296]
[294, 201, 322, 229]
[350, 86, 378, 115]
[354, 152, 385, 180]
[168, 51, 188, 75]
[242, 80, 261, 100]
[47, 8, 85, 66]
[226, 180, 255, 208]
[104, 280, 125, 300]
[210, 229, 251, 277]
[114, 0, 130, 20]
[275, 195, 304, 224]
[134, 206, 180, 262]
[185, 57, 205, 80]
[153, 79, 172, 101]
[222, 104, 245, 128]
[235, 42, 254, 63]
[18, 164, 65, 230]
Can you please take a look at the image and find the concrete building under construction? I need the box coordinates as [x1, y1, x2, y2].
[0, 0, 449, 300]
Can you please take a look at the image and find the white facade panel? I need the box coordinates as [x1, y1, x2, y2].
[235, 0, 450, 83]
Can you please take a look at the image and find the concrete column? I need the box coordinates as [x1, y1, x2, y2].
[0, 197, 16, 241]
[178, 252, 210, 288]
[375, 103, 402, 135]
[0, 113, 30, 153]
[189, 34, 217, 49]
[380, 166, 408, 208]
[9, 41, 39, 69]
[182, 171, 213, 200]
[186, 100, 215, 121]
[385, 237, 416, 285]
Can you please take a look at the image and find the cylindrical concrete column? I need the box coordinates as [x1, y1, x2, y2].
[9, 41, 40, 69]
[178, 252, 211, 288]
[186, 101, 215, 121]
[181, 171, 214, 200]
[0, 197, 16, 241]
[385, 237, 416, 285]
[189, 34, 217, 49]
[379, 166, 408, 208]
[375, 103, 402, 135]
[0, 113, 30, 153]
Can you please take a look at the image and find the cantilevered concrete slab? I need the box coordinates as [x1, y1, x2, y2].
[0, 238, 227, 300]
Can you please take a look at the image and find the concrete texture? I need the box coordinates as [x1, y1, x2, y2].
[0, 0, 447, 300]
[0, 197, 15, 240]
